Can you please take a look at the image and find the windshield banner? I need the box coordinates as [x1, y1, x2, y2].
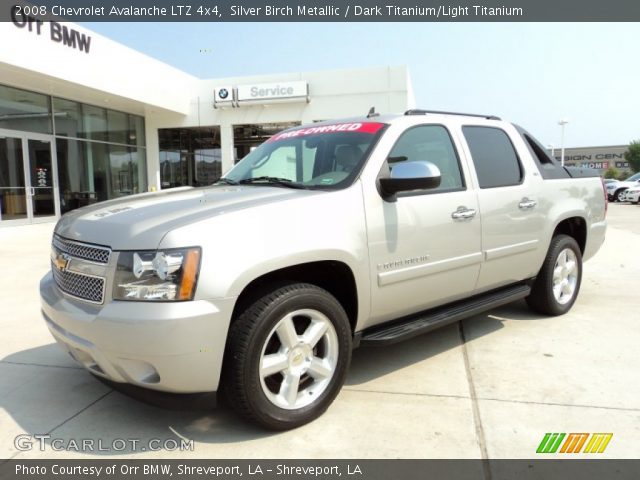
[268, 122, 385, 142]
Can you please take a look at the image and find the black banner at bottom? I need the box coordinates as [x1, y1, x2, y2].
[1, 460, 639, 480]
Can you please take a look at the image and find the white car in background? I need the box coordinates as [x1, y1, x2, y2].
[604, 179, 620, 201]
[609, 172, 640, 202]
[622, 185, 640, 203]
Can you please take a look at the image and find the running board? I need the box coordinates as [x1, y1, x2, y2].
[359, 283, 531, 347]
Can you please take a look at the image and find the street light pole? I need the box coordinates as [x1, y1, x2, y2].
[547, 144, 555, 157]
[558, 119, 569, 167]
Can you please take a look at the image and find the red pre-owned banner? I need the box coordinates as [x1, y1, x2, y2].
[268, 122, 385, 142]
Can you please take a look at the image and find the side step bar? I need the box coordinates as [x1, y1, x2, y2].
[358, 283, 531, 347]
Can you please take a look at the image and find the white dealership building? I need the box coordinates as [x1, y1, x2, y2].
[0, 14, 414, 225]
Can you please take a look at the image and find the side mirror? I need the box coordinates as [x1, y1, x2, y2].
[378, 161, 441, 197]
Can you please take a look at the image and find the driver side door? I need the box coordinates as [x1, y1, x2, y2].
[363, 124, 482, 326]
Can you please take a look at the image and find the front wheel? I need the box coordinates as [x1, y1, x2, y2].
[526, 235, 582, 316]
[223, 283, 352, 430]
[615, 189, 627, 202]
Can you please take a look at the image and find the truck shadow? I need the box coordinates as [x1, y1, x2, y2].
[1, 345, 276, 456]
[1, 301, 547, 455]
[347, 301, 546, 386]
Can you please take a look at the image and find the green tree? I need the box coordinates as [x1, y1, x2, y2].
[624, 140, 640, 173]
[603, 166, 619, 179]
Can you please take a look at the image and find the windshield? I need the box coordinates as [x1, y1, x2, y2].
[625, 172, 640, 182]
[222, 122, 386, 189]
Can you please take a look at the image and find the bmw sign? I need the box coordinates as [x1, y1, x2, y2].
[214, 86, 234, 106]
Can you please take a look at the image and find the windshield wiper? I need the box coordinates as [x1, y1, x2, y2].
[214, 178, 239, 185]
[238, 176, 309, 189]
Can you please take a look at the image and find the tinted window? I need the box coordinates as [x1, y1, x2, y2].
[463, 126, 522, 188]
[0, 84, 51, 133]
[159, 127, 221, 188]
[388, 125, 464, 191]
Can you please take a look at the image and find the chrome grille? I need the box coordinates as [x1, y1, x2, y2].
[52, 235, 111, 264]
[51, 262, 105, 304]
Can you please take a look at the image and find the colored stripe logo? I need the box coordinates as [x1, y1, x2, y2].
[537, 433, 613, 454]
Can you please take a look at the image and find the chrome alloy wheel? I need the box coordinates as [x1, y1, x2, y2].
[552, 248, 579, 305]
[259, 309, 339, 410]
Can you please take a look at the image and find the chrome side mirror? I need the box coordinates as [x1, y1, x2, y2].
[379, 161, 441, 197]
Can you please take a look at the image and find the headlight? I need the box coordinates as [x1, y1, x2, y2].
[113, 247, 201, 301]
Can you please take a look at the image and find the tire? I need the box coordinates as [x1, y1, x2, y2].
[223, 283, 352, 430]
[526, 235, 582, 316]
[615, 189, 627, 202]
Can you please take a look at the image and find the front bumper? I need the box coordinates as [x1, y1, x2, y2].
[40, 272, 237, 393]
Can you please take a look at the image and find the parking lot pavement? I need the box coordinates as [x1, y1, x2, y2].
[0, 203, 638, 459]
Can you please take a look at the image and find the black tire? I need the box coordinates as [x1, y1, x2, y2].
[526, 235, 582, 316]
[223, 283, 351, 430]
[615, 189, 627, 202]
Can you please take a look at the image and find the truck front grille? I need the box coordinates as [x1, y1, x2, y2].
[51, 263, 105, 304]
[53, 235, 111, 264]
[51, 235, 111, 304]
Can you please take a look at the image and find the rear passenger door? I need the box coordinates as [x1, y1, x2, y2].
[461, 125, 545, 292]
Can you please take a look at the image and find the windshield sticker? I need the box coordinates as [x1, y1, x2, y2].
[268, 122, 385, 142]
[320, 178, 334, 184]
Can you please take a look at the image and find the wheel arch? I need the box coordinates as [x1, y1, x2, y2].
[552, 216, 586, 254]
[230, 261, 359, 333]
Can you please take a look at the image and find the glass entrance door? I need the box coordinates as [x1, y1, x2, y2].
[0, 130, 58, 225]
[0, 136, 28, 222]
[27, 138, 56, 221]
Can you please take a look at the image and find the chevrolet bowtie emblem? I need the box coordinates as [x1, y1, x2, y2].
[54, 253, 70, 272]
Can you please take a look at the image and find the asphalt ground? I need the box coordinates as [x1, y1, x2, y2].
[0, 202, 638, 459]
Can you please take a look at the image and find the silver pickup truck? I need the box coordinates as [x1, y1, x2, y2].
[40, 110, 607, 430]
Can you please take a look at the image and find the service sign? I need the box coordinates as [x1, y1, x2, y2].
[236, 81, 308, 103]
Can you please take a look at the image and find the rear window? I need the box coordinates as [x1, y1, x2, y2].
[224, 122, 385, 189]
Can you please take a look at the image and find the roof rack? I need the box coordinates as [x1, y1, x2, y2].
[404, 109, 501, 120]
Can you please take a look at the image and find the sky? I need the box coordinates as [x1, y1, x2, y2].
[83, 22, 640, 148]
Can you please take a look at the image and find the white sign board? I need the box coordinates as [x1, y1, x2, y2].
[236, 81, 308, 103]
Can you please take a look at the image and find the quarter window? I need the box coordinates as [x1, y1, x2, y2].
[463, 126, 522, 188]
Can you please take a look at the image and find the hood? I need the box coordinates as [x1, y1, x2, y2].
[55, 186, 320, 250]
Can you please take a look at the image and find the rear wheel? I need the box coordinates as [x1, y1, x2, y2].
[526, 235, 582, 316]
[223, 283, 351, 430]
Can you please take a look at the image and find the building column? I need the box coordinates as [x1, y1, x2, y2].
[220, 123, 235, 175]
[145, 121, 160, 191]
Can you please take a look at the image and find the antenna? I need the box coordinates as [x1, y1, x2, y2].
[367, 107, 379, 118]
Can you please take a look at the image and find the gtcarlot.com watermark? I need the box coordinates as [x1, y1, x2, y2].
[14, 434, 194, 452]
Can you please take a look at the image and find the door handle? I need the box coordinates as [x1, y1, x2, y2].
[28, 187, 35, 196]
[519, 198, 537, 209]
[451, 206, 477, 220]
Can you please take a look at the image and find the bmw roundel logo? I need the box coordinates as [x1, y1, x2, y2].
[218, 88, 229, 99]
